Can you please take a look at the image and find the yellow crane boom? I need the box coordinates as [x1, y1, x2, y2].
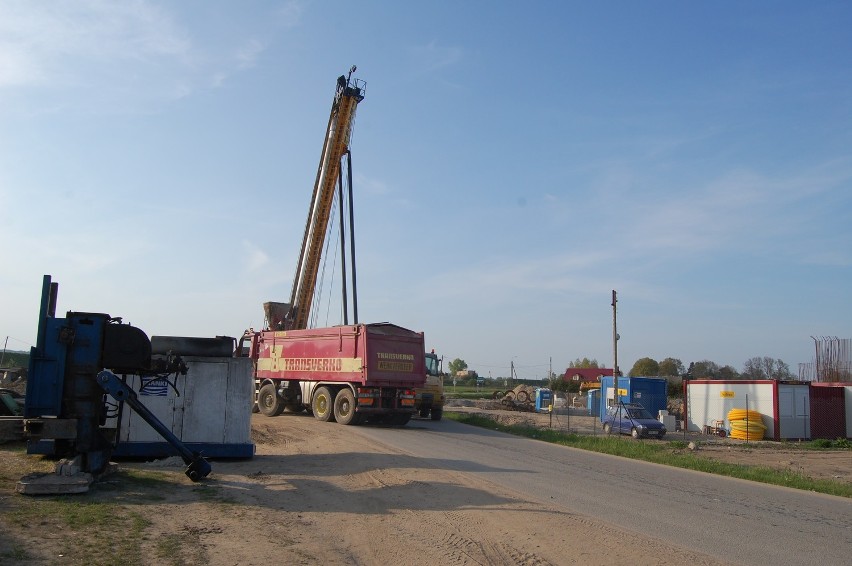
[286, 67, 365, 330]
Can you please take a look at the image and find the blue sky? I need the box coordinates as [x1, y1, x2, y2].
[1, 1, 850, 379]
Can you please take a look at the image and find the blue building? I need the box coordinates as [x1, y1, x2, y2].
[599, 376, 667, 421]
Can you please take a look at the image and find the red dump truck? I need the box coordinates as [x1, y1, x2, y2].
[241, 323, 426, 425]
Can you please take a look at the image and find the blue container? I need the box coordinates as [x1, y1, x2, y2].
[587, 389, 601, 417]
[599, 376, 667, 421]
[535, 388, 553, 412]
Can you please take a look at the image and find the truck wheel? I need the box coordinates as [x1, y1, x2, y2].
[258, 384, 284, 417]
[312, 387, 336, 422]
[430, 408, 443, 421]
[333, 389, 357, 425]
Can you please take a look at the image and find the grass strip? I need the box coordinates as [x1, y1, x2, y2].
[446, 411, 852, 498]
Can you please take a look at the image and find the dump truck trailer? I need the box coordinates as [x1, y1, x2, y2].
[243, 322, 426, 426]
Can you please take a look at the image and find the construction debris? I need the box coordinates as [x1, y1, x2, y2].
[491, 384, 536, 412]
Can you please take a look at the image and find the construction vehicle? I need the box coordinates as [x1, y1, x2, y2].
[414, 350, 444, 420]
[245, 322, 424, 425]
[14, 275, 213, 493]
[242, 67, 426, 425]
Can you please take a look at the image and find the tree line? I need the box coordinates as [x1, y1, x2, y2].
[0, 350, 29, 369]
[558, 355, 793, 380]
[434, 354, 795, 392]
[627, 356, 794, 381]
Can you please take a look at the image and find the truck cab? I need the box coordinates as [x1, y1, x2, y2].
[415, 350, 444, 420]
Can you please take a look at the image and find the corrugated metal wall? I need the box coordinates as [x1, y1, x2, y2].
[810, 385, 848, 440]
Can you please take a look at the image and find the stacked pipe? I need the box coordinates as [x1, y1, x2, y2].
[727, 409, 766, 440]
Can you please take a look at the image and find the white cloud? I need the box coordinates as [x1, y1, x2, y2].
[235, 39, 266, 69]
[420, 250, 618, 305]
[803, 251, 852, 268]
[410, 40, 463, 73]
[0, 45, 42, 87]
[275, 1, 305, 29]
[242, 240, 270, 271]
[0, 1, 192, 89]
[599, 159, 852, 262]
[354, 173, 390, 196]
[0, 1, 280, 109]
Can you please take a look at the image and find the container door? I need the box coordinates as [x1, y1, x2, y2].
[180, 360, 229, 443]
[121, 373, 184, 442]
[779, 386, 810, 439]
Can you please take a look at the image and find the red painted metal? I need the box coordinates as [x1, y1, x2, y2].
[810, 384, 847, 440]
[252, 323, 425, 389]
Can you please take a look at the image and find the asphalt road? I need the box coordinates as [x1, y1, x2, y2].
[352, 416, 852, 566]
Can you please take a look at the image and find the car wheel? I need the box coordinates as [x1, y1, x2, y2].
[631, 427, 640, 439]
[603, 423, 612, 434]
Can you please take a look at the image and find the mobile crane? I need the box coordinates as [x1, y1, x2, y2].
[241, 67, 426, 425]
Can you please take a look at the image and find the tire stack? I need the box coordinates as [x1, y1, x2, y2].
[497, 385, 535, 411]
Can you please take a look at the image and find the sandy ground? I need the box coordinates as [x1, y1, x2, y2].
[1, 412, 737, 566]
[1, 401, 848, 565]
[134, 414, 737, 566]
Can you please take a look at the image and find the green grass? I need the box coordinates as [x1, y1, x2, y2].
[446, 412, 852, 498]
[445, 385, 503, 400]
[801, 437, 851, 449]
[5, 495, 151, 565]
[0, 467, 178, 565]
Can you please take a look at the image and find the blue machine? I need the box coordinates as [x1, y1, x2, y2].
[24, 275, 211, 483]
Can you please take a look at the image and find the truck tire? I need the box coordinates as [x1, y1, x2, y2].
[430, 408, 443, 421]
[312, 387, 336, 422]
[258, 383, 284, 417]
[333, 389, 357, 425]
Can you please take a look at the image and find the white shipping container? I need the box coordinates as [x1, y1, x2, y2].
[685, 380, 810, 440]
[114, 356, 254, 458]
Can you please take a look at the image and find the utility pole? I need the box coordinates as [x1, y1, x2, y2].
[0, 336, 8, 368]
[611, 290, 619, 429]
